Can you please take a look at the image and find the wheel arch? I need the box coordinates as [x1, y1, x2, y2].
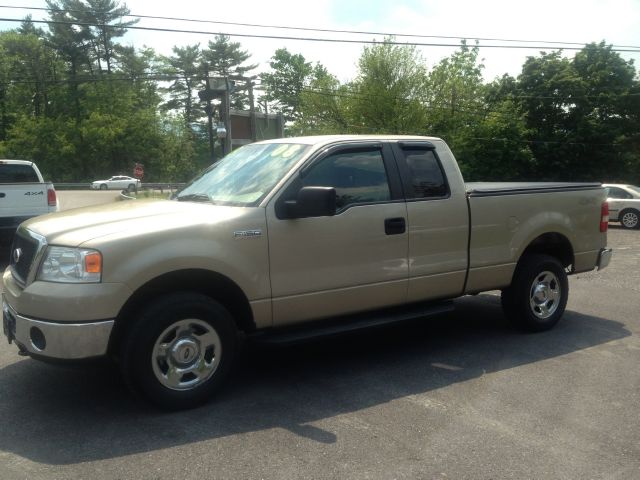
[519, 232, 574, 270]
[109, 269, 255, 356]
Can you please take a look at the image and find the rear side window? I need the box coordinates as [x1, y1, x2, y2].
[0, 164, 39, 183]
[303, 149, 391, 209]
[606, 187, 632, 199]
[400, 148, 448, 199]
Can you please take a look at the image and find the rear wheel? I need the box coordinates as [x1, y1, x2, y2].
[501, 254, 569, 332]
[120, 293, 237, 410]
[620, 209, 639, 229]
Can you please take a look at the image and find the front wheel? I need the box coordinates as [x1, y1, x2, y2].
[99, 184, 108, 190]
[501, 254, 569, 332]
[620, 209, 640, 229]
[120, 293, 237, 410]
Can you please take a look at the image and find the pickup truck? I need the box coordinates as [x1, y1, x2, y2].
[2, 136, 612, 409]
[0, 159, 59, 244]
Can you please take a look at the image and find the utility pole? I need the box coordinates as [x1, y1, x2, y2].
[222, 77, 232, 155]
[205, 100, 215, 162]
[248, 80, 257, 142]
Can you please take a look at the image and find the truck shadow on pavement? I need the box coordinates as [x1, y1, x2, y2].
[0, 294, 630, 465]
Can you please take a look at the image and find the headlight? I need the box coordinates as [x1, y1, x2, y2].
[37, 246, 102, 283]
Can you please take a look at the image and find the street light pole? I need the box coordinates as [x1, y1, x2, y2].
[205, 100, 215, 162]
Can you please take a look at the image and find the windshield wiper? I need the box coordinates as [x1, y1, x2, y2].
[176, 193, 211, 203]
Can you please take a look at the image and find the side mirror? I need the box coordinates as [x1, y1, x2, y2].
[284, 186, 337, 219]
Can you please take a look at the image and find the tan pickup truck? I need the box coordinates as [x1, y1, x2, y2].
[3, 135, 612, 409]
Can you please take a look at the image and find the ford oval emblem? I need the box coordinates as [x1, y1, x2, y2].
[13, 248, 22, 264]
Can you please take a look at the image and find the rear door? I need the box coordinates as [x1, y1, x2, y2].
[391, 141, 469, 302]
[266, 141, 409, 326]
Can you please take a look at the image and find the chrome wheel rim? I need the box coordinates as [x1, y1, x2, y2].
[622, 212, 638, 228]
[529, 271, 561, 320]
[151, 319, 222, 391]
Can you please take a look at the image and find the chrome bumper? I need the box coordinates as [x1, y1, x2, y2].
[597, 247, 613, 271]
[2, 299, 114, 360]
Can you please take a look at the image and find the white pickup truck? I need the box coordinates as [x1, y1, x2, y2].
[0, 160, 59, 244]
[3, 136, 612, 409]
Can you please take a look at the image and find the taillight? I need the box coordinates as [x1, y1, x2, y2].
[47, 188, 57, 207]
[600, 202, 609, 232]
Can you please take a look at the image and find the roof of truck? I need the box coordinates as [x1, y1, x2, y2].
[255, 135, 443, 146]
[0, 159, 34, 165]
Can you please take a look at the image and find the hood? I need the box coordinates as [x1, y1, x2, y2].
[23, 199, 250, 246]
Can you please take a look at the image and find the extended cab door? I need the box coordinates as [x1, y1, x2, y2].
[391, 140, 469, 302]
[266, 142, 408, 326]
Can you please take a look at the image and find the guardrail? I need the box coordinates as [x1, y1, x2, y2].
[54, 183, 186, 192]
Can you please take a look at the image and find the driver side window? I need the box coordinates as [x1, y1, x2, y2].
[302, 149, 391, 210]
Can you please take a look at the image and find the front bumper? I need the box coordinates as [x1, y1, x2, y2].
[3, 298, 114, 360]
[597, 247, 613, 271]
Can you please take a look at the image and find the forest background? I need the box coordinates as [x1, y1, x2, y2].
[1, 0, 638, 183]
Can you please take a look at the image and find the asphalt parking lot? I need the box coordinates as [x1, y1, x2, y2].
[0, 205, 638, 478]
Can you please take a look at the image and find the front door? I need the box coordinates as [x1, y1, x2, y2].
[266, 142, 408, 326]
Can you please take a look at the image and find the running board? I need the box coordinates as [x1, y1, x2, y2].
[249, 300, 455, 346]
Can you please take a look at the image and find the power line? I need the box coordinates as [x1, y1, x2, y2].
[2, 16, 640, 53]
[3, 4, 640, 50]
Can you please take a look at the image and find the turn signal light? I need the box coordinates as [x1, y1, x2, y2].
[84, 252, 102, 274]
[600, 202, 609, 233]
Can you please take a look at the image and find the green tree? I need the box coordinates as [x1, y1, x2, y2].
[1, 31, 62, 119]
[348, 39, 429, 134]
[295, 65, 349, 135]
[426, 42, 485, 141]
[84, 0, 138, 73]
[160, 44, 204, 128]
[201, 35, 256, 110]
[260, 48, 314, 122]
[517, 43, 638, 181]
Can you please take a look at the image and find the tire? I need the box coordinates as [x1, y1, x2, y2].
[120, 293, 237, 410]
[127, 184, 136, 192]
[619, 209, 640, 229]
[100, 184, 108, 190]
[501, 254, 569, 332]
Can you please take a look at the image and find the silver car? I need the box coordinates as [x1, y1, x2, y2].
[603, 184, 640, 229]
[91, 175, 141, 191]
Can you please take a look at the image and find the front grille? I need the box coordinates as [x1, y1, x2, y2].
[10, 228, 42, 286]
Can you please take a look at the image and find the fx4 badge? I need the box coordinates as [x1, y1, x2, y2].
[233, 230, 262, 239]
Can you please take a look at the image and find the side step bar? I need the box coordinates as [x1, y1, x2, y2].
[249, 300, 455, 346]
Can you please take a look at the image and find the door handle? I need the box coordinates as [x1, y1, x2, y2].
[385, 217, 406, 235]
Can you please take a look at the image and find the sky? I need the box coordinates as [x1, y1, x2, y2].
[1, 0, 640, 83]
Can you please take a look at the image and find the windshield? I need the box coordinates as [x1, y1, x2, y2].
[627, 185, 640, 195]
[176, 143, 310, 206]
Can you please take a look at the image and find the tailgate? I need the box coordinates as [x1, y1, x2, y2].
[0, 183, 51, 217]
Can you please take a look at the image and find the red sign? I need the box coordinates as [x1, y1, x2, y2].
[133, 164, 144, 179]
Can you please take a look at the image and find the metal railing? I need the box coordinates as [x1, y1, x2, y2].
[54, 183, 186, 192]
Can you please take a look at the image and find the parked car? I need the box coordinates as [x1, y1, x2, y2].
[91, 176, 140, 191]
[4, 136, 611, 409]
[603, 183, 640, 229]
